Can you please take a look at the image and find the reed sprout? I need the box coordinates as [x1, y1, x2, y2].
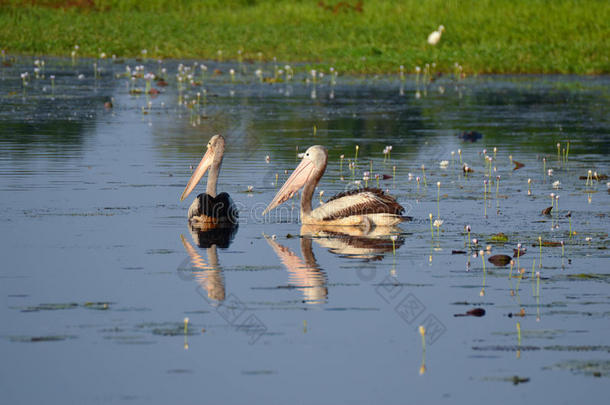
[421, 164, 427, 186]
[436, 181, 441, 219]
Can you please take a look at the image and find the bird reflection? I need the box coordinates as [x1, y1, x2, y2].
[301, 224, 404, 261]
[180, 224, 237, 302]
[264, 225, 404, 304]
[264, 234, 328, 305]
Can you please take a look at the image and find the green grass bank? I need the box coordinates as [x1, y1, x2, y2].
[1, 0, 608, 74]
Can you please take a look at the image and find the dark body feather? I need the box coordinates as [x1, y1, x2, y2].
[321, 187, 404, 220]
[189, 192, 238, 224]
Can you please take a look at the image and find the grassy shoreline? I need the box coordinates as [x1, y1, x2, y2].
[1, 0, 609, 74]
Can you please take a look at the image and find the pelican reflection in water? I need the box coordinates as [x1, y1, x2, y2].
[179, 224, 237, 303]
[263, 234, 328, 305]
[264, 226, 404, 304]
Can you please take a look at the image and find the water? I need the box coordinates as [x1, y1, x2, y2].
[1, 57, 609, 404]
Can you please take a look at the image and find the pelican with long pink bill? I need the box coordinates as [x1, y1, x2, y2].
[263, 145, 406, 226]
[180, 134, 238, 227]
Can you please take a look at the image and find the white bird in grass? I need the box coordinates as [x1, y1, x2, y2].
[427, 25, 445, 45]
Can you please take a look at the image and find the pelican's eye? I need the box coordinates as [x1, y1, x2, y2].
[306, 153, 309, 156]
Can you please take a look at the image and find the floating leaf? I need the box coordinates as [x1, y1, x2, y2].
[490, 232, 509, 242]
[488, 254, 512, 266]
[513, 248, 527, 257]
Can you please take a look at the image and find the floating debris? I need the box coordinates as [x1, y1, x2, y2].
[454, 308, 486, 317]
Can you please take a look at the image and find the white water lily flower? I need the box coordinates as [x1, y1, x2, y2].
[439, 160, 449, 168]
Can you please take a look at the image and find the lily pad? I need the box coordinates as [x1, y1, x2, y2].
[489, 233, 509, 243]
[488, 254, 512, 266]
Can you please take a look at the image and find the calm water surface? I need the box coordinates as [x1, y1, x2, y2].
[1, 58, 609, 404]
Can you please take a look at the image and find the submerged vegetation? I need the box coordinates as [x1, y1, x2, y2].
[1, 0, 609, 74]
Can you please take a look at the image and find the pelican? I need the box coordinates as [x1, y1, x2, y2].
[180, 134, 238, 227]
[262, 145, 406, 226]
[427, 25, 445, 45]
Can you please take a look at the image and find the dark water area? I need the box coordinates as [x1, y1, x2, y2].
[1, 57, 609, 404]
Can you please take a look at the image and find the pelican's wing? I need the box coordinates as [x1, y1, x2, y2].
[311, 188, 404, 221]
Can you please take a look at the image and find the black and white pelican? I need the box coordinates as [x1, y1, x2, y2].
[262, 145, 406, 226]
[180, 134, 238, 227]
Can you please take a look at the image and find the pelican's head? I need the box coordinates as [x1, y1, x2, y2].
[180, 134, 226, 201]
[262, 145, 328, 215]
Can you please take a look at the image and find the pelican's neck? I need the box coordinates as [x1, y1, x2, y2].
[300, 160, 326, 217]
[206, 147, 224, 198]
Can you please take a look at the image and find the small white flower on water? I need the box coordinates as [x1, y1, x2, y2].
[528, 178, 532, 184]
[451, 151, 455, 156]
[555, 194, 559, 200]
[340, 154, 345, 159]
[416, 176, 420, 182]
[547, 169, 554, 176]
[363, 171, 370, 177]
[100, 52, 106, 59]
[415, 66, 421, 73]
[74, 45, 79, 50]
[433, 219, 443, 227]
[390, 235, 398, 241]
[354, 180, 362, 186]
[550, 193, 555, 199]
[49, 75, 55, 80]
[437, 181, 441, 187]
[310, 69, 316, 78]
[585, 237, 592, 242]
[255, 69, 263, 78]
[408, 173, 413, 180]
[319, 190, 324, 197]
[247, 185, 253, 192]
[472, 238, 478, 245]
[229, 69, 235, 75]
[439, 160, 449, 168]
[141, 49, 147, 55]
[78, 74, 85, 80]
[553, 180, 561, 189]
[465, 225, 471, 232]
[265, 155, 270, 163]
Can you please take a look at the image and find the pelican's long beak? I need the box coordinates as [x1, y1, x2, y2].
[180, 147, 214, 201]
[263, 157, 315, 215]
